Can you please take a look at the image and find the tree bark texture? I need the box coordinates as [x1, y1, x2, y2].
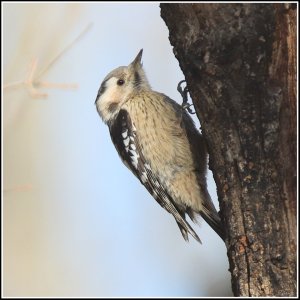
[161, 3, 296, 297]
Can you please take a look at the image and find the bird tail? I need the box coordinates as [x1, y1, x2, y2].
[199, 195, 225, 242]
[176, 217, 202, 244]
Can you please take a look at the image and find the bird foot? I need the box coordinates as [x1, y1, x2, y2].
[177, 80, 196, 115]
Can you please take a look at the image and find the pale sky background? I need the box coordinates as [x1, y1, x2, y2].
[3, 2, 232, 297]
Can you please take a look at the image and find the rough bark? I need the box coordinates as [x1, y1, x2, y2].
[161, 3, 296, 297]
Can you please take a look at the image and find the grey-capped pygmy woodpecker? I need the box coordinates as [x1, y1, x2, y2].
[95, 49, 224, 243]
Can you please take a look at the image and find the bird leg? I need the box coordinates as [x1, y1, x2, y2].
[177, 80, 196, 115]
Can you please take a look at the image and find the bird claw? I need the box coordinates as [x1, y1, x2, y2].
[177, 80, 196, 114]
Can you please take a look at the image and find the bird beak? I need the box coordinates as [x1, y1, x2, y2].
[130, 49, 143, 68]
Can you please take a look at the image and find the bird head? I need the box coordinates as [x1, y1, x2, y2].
[95, 49, 150, 124]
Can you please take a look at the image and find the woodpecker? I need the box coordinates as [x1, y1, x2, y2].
[95, 49, 224, 243]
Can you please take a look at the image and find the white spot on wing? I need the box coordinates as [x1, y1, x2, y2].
[141, 171, 147, 183]
[122, 130, 128, 139]
[154, 180, 160, 188]
[131, 158, 138, 169]
[129, 149, 136, 157]
[129, 149, 139, 169]
[130, 144, 136, 151]
[123, 136, 130, 147]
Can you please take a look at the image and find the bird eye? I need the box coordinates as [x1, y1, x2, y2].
[117, 79, 125, 86]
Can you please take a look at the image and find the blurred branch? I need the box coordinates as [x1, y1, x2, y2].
[3, 23, 93, 98]
[35, 22, 93, 80]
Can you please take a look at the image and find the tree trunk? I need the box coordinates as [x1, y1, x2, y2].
[160, 3, 296, 297]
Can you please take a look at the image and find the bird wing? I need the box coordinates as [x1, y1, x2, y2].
[109, 109, 201, 243]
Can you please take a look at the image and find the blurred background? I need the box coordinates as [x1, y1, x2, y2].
[2, 3, 232, 297]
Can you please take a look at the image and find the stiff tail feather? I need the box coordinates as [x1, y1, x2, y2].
[176, 219, 202, 244]
[199, 210, 225, 241]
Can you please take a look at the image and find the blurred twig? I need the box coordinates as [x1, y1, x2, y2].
[36, 22, 93, 81]
[3, 23, 93, 98]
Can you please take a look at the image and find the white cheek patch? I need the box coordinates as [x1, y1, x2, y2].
[98, 78, 117, 106]
[96, 77, 122, 123]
